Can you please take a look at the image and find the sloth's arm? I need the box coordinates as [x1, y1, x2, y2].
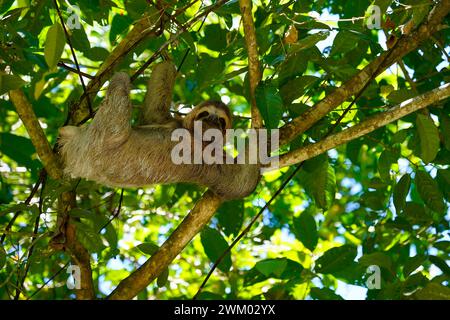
[89, 72, 132, 143]
[139, 61, 177, 125]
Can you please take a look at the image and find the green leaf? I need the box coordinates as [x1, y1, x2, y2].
[316, 245, 357, 274]
[69, 208, 94, 220]
[299, 158, 336, 210]
[436, 169, 450, 201]
[157, 268, 169, 288]
[415, 171, 445, 214]
[440, 113, 450, 151]
[0, 245, 6, 270]
[290, 31, 329, 54]
[429, 255, 450, 276]
[387, 89, 416, 104]
[403, 202, 432, 224]
[200, 227, 231, 272]
[0, 133, 39, 170]
[330, 31, 360, 56]
[412, 3, 431, 26]
[310, 287, 344, 300]
[243, 267, 269, 286]
[293, 211, 318, 251]
[217, 200, 244, 237]
[0, 203, 30, 217]
[152, 184, 176, 208]
[391, 129, 408, 144]
[0, 73, 26, 95]
[243, 258, 303, 286]
[197, 54, 225, 86]
[125, 0, 151, 20]
[416, 114, 440, 164]
[200, 24, 227, 51]
[393, 174, 411, 213]
[278, 52, 308, 86]
[403, 255, 426, 276]
[359, 252, 394, 273]
[74, 221, 105, 254]
[434, 241, 450, 252]
[44, 23, 66, 69]
[378, 150, 395, 182]
[136, 242, 159, 255]
[110, 14, 132, 44]
[412, 282, 450, 300]
[255, 82, 284, 129]
[71, 26, 91, 53]
[279, 75, 318, 105]
[255, 258, 288, 277]
[84, 47, 110, 61]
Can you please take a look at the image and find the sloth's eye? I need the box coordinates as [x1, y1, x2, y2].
[219, 118, 226, 129]
[197, 111, 209, 119]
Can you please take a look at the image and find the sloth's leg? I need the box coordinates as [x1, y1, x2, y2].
[90, 72, 132, 144]
[140, 61, 177, 125]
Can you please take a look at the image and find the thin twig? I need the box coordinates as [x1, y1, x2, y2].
[0, 170, 46, 244]
[99, 189, 124, 232]
[58, 62, 94, 79]
[53, 0, 93, 115]
[27, 262, 70, 300]
[14, 176, 47, 299]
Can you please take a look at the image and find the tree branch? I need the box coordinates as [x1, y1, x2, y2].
[8, 90, 62, 180]
[8, 89, 94, 299]
[53, 0, 93, 115]
[108, 191, 222, 300]
[277, 83, 450, 169]
[239, 0, 263, 128]
[60, 191, 95, 300]
[278, 0, 450, 146]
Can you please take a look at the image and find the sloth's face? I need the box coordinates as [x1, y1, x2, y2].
[184, 101, 232, 136]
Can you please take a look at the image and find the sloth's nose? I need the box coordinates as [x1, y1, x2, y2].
[205, 114, 222, 129]
[206, 114, 219, 123]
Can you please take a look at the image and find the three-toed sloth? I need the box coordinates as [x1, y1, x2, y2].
[58, 61, 260, 200]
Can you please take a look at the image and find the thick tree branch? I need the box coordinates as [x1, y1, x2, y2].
[277, 83, 450, 169]
[279, 0, 450, 146]
[8, 90, 94, 299]
[108, 191, 222, 300]
[239, 0, 263, 128]
[59, 191, 95, 300]
[8, 90, 62, 180]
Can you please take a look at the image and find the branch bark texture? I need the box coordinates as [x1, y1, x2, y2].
[9, 90, 62, 180]
[239, 0, 263, 128]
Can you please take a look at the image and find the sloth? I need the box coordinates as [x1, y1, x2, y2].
[58, 61, 260, 200]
